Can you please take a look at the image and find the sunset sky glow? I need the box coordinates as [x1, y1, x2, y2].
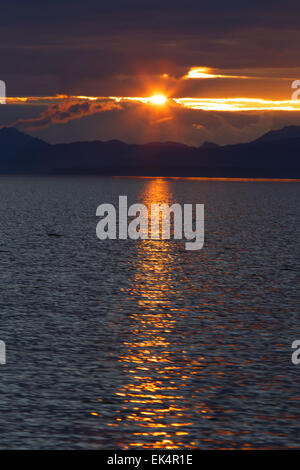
[2, 1, 300, 145]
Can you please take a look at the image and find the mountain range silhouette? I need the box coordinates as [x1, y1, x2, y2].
[0, 126, 300, 178]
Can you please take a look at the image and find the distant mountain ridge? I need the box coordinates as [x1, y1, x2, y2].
[0, 127, 48, 155]
[253, 125, 300, 144]
[0, 125, 300, 178]
[201, 141, 220, 149]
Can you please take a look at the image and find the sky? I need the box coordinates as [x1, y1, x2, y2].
[1, 0, 300, 145]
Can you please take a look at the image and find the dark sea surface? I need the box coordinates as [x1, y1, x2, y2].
[0, 176, 299, 449]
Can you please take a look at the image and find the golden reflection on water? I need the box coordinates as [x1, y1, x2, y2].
[86, 177, 299, 449]
[106, 179, 196, 449]
[89, 178, 271, 450]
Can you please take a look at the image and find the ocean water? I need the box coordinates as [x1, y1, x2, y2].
[0, 175, 299, 449]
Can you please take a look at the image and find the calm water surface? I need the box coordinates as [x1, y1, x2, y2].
[0, 176, 299, 449]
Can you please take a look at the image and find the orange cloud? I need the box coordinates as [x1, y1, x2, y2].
[182, 67, 251, 79]
[10, 98, 122, 130]
[174, 97, 300, 111]
[5, 93, 300, 131]
[152, 116, 173, 125]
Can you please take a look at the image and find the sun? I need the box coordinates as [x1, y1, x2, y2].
[149, 94, 167, 105]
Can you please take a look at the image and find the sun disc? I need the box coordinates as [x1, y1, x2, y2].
[149, 94, 167, 105]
